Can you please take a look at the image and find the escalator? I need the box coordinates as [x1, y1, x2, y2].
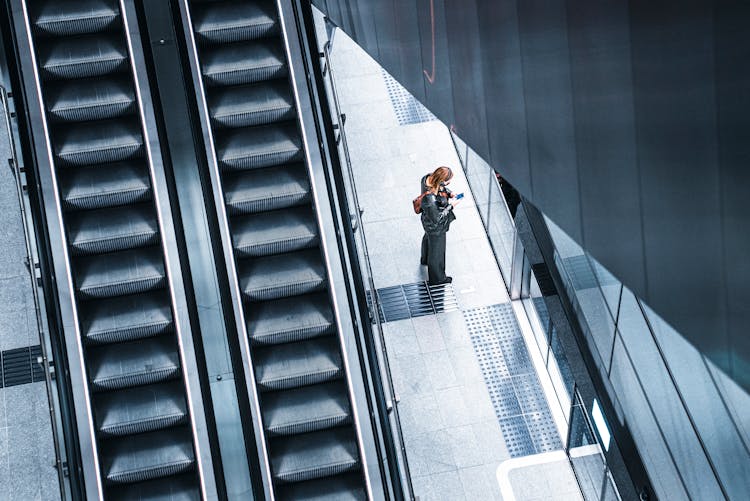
[183, 0, 368, 498]
[15, 0, 210, 497]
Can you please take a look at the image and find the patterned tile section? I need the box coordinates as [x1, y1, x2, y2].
[369, 281, 459, 322]
[382, 70, 436, 126]
[464, 304, 563, 457]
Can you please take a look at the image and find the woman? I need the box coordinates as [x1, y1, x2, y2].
[420, 166, 459, 285]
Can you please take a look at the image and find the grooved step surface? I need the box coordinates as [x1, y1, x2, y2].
[201, 39, 286, 86]
[194, 0, 278, 44]
[33, 0, 120, 36]
[224, 163, 309, 214]
[60, 161, 151, 210]
[255, 337, 342, 391]
[270, 428, 360, 484]
[39, 35, 128, 79]
[241, 249, 326, 302]
[218, 122, 302, 171]
[95, 382, 188, 437]
[75, 247, 165, 299]
[247, 293, 335, 346]
[68, 204, 159, 255]
[262, 382, 351, 436]
[46, 76, 135, 122]
[80, 291, 173, 345]
[54, 118, 143, 166]
[88, 336, 180, 391]
[232, 206, 317, 257]
[210, 80, 294, 128]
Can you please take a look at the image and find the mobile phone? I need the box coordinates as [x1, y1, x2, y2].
[455, 193, 465, 200]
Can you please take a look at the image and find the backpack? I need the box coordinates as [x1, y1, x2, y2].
[412, 191, 430, 214]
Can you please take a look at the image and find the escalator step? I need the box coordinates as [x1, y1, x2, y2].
[75, 246, 165, 299]
[108, 473, 200, 501]
[276, 473, 367, 501]
[247, 293, 334, 346]
[255, 337, 343, 391]
[100, 427, 195, 485]
[224, 163, 310, 215]
[241, 249, 325, 302]
[270, 428, 359, 484]
[54, 118, 143, 166]
[201, 39, 286, 86]
[262, 381, 351, 437]
[193, 0, 278, 44]
[38, 34, 127, 80]
[95, 382, 187, 437]
[232, 206, 317, 258]
[89, 336, 180, 391]
[46, 76, 135, 122]
[68, 204, 159, 255]
[33, 0, 120, 37]
[60, 161, 151, 210]
[218, 122, 302, 171]
[80, 291, 173, 345]
[209, 80, 294, 128]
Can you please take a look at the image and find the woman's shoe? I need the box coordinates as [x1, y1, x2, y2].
[429, 276, 452, 285]
[420, 259, 428, 266]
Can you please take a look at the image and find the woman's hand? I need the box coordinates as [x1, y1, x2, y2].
[450, 198, 461, 207]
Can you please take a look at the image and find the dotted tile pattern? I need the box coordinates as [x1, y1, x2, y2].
[464, 304, 563, 457]
[368, 281, 459, 322]
[382, 69, 437, 126]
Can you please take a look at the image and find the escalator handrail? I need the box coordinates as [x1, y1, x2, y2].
[10, 1, 104, 497]
[318, 32, 416, 501]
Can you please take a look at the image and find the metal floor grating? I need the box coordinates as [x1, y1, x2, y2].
[382, 70, 437, 126]
[368, 281, 458, 322]
[464, 304, 562, 457]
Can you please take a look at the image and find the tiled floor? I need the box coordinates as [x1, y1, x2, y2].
[329, 26, 584, 501]
[0, 98, 61, 499]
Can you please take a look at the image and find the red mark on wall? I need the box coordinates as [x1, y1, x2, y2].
[423, 0, 436, 84]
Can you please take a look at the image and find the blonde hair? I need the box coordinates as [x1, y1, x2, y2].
[426, 166, 453, 194]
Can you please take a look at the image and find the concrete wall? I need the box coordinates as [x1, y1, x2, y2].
[314, 0, 750, 390]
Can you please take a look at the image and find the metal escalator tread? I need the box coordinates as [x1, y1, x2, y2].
[109, 474, 200, 501]
[247, 292, 334, 346]
[201, 39, 286, 87]
[270, 427, 360, 484]
[224, 163, 309, 214]
[255, 337, 343, 391]
[76, 246, 165, 299]
[277, 473, 367, 501]
[68, 203, 159, 255]
[232, 205, 317, 257]
[218, 122, 302, 170]
[209, 80, 294, 128]
[60, 161, 151, 210]
[33, 0, 120, 37]
[88, 335, 180, 391]
[46, 76, 136, 122]
[262, 381, 351, 436]
[241, 249, 326, 302]
[38, 34, 128, 80]
[80, 291, 173, 345]
[193, 0, 278, 44]
[101, 427, 195, 485]
[54, 118, 143, 166]
[95, 382, 188, 437]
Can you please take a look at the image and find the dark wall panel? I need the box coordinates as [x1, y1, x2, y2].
[314, 0, 750, 390]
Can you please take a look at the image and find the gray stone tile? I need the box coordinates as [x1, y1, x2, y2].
[423, 350, 459, 390]
[396, 392, 446, 437]
[436, 310, 472, 349]
[343, 98, 398, 130]
[0, 426, 9, 481]
[462, 382, 498, 421]
[406, 429, 457, 477]
[337, 75, 390, 106]
[0, 277, 33, 352]
[435, 387, 474, 428]
[444, 425, 484, 469]
[424, 470, 468, 501]
[410, 473, 433, 501]
[369, 252, 404, 289]
[392, 354, 432, 396]
[458, 464, 504, 501]
[448, 346, 484, 386]
[413, 316, 445, 354]
[4, 385, 36, 424]
[472, 419, 511, 463]
[382, 319, 421, 358]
